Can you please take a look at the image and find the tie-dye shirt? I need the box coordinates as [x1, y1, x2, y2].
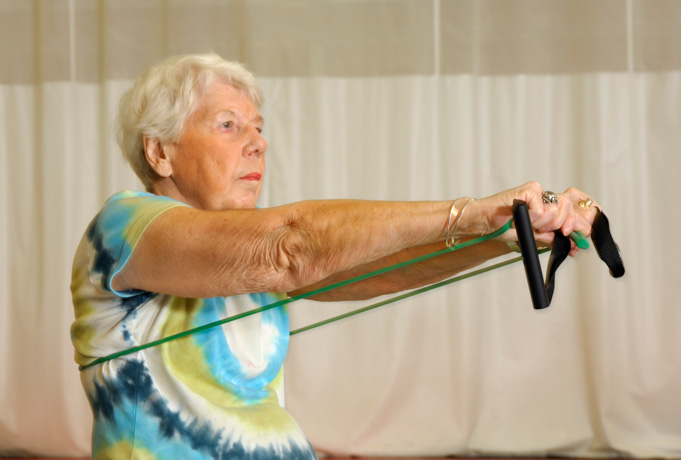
[70, 190, 317, 460]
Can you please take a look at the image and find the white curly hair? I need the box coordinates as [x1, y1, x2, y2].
[114, 53, 263, 190]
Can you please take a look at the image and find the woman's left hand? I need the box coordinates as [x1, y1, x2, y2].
[534, 187, 601, 256]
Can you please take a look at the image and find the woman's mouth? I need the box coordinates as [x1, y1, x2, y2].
[240, 173, 262, 181]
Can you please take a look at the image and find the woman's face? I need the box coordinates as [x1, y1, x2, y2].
[163, 80, 268, 210]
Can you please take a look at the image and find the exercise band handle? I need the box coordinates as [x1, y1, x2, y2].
[512, 200, 549, 310]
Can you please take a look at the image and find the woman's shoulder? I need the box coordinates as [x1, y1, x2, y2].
[93, 190, 188, 232]
[104, 189, 185, 207]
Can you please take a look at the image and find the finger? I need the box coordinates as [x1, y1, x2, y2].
[533, 231, 556, 248]
[538, 196, 571, 234]
[532, 196, 564, 230]
[564, 187, 602, 210]
[562, 187, 601, 237]
[573, 201, 598, 237]
[519, 181, 546, 222]
[573, 211, 593, 237]
[558, 197, 576, 236]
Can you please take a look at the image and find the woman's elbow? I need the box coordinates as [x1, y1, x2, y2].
[272, 226, 328, 292]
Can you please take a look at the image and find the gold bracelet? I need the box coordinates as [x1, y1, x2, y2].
[446, 198, 461, 248]
[447, 198, 475, 248]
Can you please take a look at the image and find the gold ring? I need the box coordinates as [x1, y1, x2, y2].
[579, 198, 593, 209]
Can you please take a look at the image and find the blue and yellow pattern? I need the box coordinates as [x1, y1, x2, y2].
[71, 191, 317, 459]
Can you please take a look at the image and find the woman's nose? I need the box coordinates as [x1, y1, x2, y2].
[244, 127, 267, 158]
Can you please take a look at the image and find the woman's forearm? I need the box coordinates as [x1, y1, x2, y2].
[117, 199, 468, 298]
[273, 199, 456, 291]
[289, 238, 511, 301]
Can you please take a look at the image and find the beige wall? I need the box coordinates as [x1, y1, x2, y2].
[2, 0, 680, 85]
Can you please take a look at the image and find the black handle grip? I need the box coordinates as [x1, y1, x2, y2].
[512, 200, 549, 310]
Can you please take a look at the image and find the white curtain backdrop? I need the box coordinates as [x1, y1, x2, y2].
[1, 0, 680, 457]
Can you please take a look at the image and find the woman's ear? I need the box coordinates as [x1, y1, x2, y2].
[143, 136, 173, 178]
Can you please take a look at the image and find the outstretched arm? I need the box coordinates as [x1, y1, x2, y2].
[113, 182, 596, 300]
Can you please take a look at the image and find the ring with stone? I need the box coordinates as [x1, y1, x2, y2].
[579, 198, 594, 209]
[542, 191, 558, 205]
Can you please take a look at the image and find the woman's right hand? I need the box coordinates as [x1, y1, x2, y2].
[466, 181, 582, 250]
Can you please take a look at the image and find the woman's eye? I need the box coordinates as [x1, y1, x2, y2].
[222, 121, 233, 129]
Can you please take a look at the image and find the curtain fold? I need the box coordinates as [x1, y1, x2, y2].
[1, 0, 679, 457]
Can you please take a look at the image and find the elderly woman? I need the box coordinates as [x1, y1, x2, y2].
[71, 54, 598, 459]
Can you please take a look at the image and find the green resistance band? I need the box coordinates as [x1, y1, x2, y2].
[79, 218, 559, 371]
[570, 231, 589, 249]
[289, 248, 550, 336]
